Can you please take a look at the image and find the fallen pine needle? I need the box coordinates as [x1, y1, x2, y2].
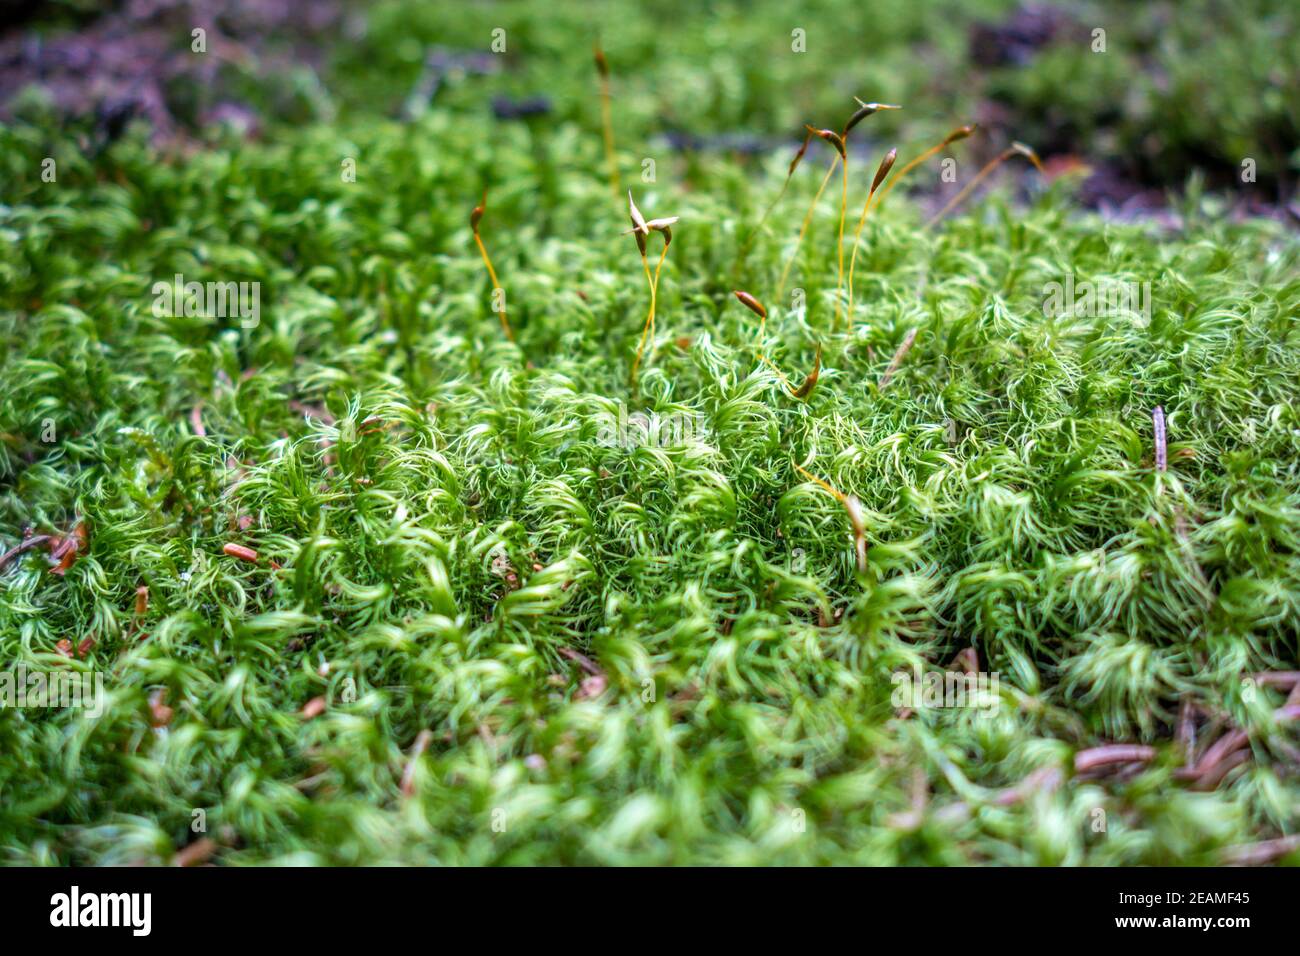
[879, 327, 918, 389]
[400, 729, 434, 797]
[1074, 744, 1156, 773]
[0, 534, 53, 574]
[1153, 405, 1167, 472]
[1221, 834, 1300, 866]
[173, 837, 217, 867]
[222, 542, 259, 563]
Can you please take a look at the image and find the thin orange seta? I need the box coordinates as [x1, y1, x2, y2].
[470, 192, 515, 342]
[792, 461, 867, 572]
[927, 141, 1044, 227]
[846, 147, 898, 318]
[594, 42, 622, 207]
[627, 192, 678, 390]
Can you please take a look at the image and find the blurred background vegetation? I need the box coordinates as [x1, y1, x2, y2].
[3, 0, 1297, 209]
